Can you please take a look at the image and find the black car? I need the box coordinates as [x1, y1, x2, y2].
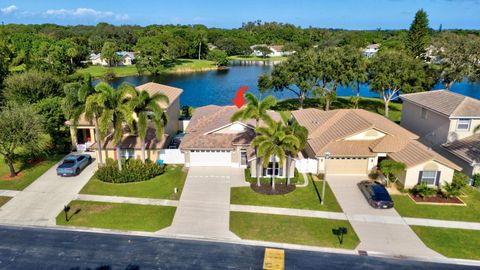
[357, 180, 394, 209]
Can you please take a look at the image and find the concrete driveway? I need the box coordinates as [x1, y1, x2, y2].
[0, 153, 96, 226]
[160, 166, 243, 240]
[327, 174, 442, 258]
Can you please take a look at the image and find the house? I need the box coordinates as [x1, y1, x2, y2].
[66, 82, 182, 163]
[292, 108, 461, 188]
[363, 44, 380, 58]
[400, 90, 480, 176]
[89, 51, 135, 66]
[179, 105, 295, 178]
[250, 44, 294, 57]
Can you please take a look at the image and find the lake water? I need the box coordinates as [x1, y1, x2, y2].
[99, 62, 480, 107]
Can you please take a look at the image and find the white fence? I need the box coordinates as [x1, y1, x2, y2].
[295, 158, 318, 173]
[158, 149, 185, 164]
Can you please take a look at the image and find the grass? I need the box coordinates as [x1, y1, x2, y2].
[392, 187, 480, 222]
[80, 165, 187, 200]
[0, 196, 12, 207]
[231, 174, 342, 212]
[76, 59, 217, 78]
[0, 155, 64, 190]
[228, 55, 288, 61]
[412, 226, 480, 260]
[230, 212, 359, 249]
[274, 96, 403, 123]
[56, 200, 176, 232]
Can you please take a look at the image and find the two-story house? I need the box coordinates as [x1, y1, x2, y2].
[400, 90, 480, 176]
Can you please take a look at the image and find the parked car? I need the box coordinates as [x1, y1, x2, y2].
[357, 180, 394, 209]
[56, 154, 92, 176]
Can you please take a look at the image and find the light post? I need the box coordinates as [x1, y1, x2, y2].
[321, 151, 331, 205]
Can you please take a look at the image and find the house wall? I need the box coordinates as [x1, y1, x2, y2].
[398, 160, 455, 189]
[92, 58, 108, 66]
[249, 157, 295, 179]
[316, 155, 378, 175]
[447, 118, 480, 142]
[95, 149, 161, 164]
[165, 97, 180, 137]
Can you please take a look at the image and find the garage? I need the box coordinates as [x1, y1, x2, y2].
[189, 150, 231, 166]
[326, 157, 368, 175]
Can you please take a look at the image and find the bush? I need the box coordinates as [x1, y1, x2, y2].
[442, 182, 461, 198]
[452, 172, 468, 189]
[412, 182, 437, 199]
[95, 158, 164, 183]
[472, 174, 480, 188]
[368, 170, 379, 180]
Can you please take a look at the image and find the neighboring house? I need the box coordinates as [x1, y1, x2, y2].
[89, 51, 135, 66]
[363, 44, 380, 58]
[292, 108, 461, 188]
[400, 90, 480, 176]
[179, 105, 295, 178]
[66, 82, 182, 162]
[250, 44, 294, 57]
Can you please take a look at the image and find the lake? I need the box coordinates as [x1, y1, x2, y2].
[99, 61, 480, 107]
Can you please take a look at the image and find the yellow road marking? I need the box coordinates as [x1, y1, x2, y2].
[263, 248, 285, 270]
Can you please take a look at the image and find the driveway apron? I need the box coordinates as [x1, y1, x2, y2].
[327, 174, 443, 258]
[159, 166, 240, 240]
[0, 154, 96, 226]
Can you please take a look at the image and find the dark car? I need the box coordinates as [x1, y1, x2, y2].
[357, 180, 394, 209]
[56, 154, 92, 176]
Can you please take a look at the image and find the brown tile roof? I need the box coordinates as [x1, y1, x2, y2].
[442, 133, 480, 164]
[93, 126, 168, 150]
[369, 135, 411, 153]
[323, 141, 376, 157]
[179, 105, 280, 150]
[389, 141, 462, 170]
[136, 82, 183, 109]
[401, 90, 480, 117]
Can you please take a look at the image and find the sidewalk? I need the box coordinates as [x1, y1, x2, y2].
[76, 194, 178, 207]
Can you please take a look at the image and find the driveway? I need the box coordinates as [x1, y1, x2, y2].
[160, 166, 243, 240]
[327, 174, 442, 258]
[0, 154, 96, 226]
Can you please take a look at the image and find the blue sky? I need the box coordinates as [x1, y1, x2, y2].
[0, 0, 479, 29]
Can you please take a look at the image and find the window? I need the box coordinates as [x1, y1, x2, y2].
[119, 149, 135, 159]
[420, 171, 437, 185]
[456, 119, 471, 131]
[264, 162, 282, 176]
[421, 108, 428, 120]
[240, 150, 247, 166]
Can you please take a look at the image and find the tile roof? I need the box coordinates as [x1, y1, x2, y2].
[442, 133, 480, 164]
[389, 141, 461, 170]
[136, 82, 183, 109]
[401, 90, 480, 117]
[93, 126, 168, 150]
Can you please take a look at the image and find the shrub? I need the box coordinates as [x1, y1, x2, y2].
[442, 182, 461, 198]
[95, 158, 164, 183]
[472, 174, 480, 188]
[379, 159, 406, 186]
[452, 172, 468, 190]
[412, 182, 437, 199]
[368, 170, 379, 180]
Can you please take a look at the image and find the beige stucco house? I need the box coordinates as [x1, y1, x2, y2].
[400, 90, 480, 176]
[292, 108, 461, 188]
[90, 51, 135, 66]
[67, 82, 182, 164]
[179, 105, 295, 178]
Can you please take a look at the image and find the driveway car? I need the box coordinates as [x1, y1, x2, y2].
[357, 180, 394, 209]
[56, 154, 92, 176]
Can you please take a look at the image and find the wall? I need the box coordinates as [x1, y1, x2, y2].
[398, 160, 455, 189]
[159, 149, 185, 164]
[447, 118, 480, 142]
[249, 158, 294, 179]
[165, 97, 180, 137]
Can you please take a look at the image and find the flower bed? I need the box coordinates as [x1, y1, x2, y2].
[408, 194, 465, 205]
[250, 182, 296, 195]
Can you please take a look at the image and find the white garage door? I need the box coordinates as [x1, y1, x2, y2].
[189, 150, 231, 166]
[326, 158, 368, 175]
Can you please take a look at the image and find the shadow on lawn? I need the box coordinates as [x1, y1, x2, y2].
[311, 179, 323, 205]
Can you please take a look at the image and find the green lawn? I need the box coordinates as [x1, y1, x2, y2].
[80, 165, 187, 200]
[76, 59, 217, 78]
[57, 200, 176, 232]
[231, 174, 342, 212]
[274, 97, 402, 123]
[392, 187, 480, 222]
[228, 55, 288, 61]
[412, 226, 480, 260]
[0, 155, 64, 190]
[0, 196, 12, 207]
[230, 212, 359, 249]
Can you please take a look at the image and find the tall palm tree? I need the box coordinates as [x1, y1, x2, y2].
[252, 121, 300, 190]
[280, 113, 308, 185]
[87, 82, 136, 170]
[130, 90, 169, 163]
[231, 93, 277, 186]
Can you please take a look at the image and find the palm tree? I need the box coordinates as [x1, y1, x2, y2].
[130, 90, 169, 163]
[280, 113, 308, 185]
[87, 82, 136, 170]
[231, 93, 277, 186]
[252, 121, 300, 190]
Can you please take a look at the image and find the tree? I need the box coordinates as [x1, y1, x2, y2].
[101, 41, 118, 67]
[369, 50, 428, 117]
[3, 70, 62, 104]
[87, 82, 136, 170]
[379, 159, 406, 186]
[254, 46, 272, 58]
[194, 30, 208, 60]
[135, 35, 180, 75]
[66, 46, 78, 67]
[207, 49, 229, 67]
[280, 113, 308, 185]
[0, 40, 9, 88]
[215, 37, 251, 56]
[0, 105, 47, 177]
[34, 97, 68, 152]
[407, 9, 430, 58]
[252, 121, 300, 189]
[231, 93, 277, 186]
[130, 90, 169, 163]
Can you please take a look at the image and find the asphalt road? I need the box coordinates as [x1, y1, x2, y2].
[0, 225, 476, 270]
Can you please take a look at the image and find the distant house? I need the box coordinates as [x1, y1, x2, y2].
[89, 51, 135, 66]
[363, 44, 380, 58]
[400, 90, 480, 177]
[250, 44, 294, 57]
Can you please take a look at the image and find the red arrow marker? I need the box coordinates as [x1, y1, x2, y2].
[232, 86, 248, 108]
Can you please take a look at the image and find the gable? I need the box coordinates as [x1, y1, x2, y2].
[211, 122, 251, 134]
[343, 128, 386, 141]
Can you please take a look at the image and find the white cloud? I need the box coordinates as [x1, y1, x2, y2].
[44, 8, 128, 21]
[1, 5, 18, 14]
